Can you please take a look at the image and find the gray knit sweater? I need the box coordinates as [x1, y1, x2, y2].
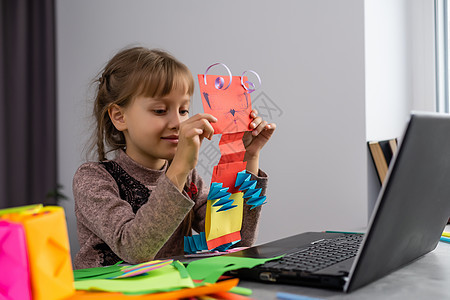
[73, 150, 268, 269]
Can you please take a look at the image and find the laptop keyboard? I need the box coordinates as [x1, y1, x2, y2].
[263, 234, 364, 273]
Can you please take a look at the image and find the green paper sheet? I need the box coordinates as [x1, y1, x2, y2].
[74, 264, 123, 281]
[186, 255, 283, 283]
[0, 204, 43, 216]
[74, 264, 194, 294]
[74, 260, 173, 281]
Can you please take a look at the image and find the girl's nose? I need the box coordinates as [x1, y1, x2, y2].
[168, 111, 181, 129]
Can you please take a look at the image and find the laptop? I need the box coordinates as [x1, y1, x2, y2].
[225, 112, 450, 292]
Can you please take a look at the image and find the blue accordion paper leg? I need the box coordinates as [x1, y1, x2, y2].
[212, 239, 241, 252]
[184, 232, 209, 254]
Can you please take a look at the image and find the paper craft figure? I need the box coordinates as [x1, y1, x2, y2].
[200, 78, 252, 133]
[184, 64, 266, 253]
[0, 205, 75, 300]
[0, 220, 32, 300]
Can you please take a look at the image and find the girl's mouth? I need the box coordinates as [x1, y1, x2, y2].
[161, 135, 179, 144]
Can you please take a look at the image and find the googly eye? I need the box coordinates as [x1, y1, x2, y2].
[203, 63, 233, 90]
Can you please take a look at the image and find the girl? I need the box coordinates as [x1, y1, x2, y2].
[73, 47, 276, 269]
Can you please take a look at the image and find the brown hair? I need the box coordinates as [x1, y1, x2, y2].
[88, 47, 194, 161]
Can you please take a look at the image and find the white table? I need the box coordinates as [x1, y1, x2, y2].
[238, 225, 450, 299]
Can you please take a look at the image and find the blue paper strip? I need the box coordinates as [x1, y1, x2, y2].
[243, 188, 261, 199]
[235, 171, 250, 187]
[184, 233, 210, 253]
[212, 196, 234, 207]
[216, 203, 238, 212]
[240, 180, 257, 190]
[200, 232, 208, 249]
[184, 236, 192, 253]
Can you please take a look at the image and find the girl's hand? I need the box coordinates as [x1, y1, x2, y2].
[176, 113, 217, 169]
[242, 109, 276, 174]
[167, 113, 216, 190]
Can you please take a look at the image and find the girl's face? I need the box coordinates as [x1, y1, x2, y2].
[121, 87, 190, 169]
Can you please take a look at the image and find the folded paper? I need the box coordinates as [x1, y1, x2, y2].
[211, 162, 247, 195]
[186, 255, 283, 283]
[74, 263, 123, 281]
[74, 259, 174, 281]
[74, 263, 194, 294]
[206, 231, 241, 250]
[0, 204, 43, 218]
[184, 232, 208, 253]
[0, 220, 32, 300]
[0, 205, 75, 300]
[185, 64, 266, 253]
[199, 74, 252, 134]
[112, 260, 173, 279]
[205, 192, 244, 242]
[66, 278, 239, 300]
[235, 170, 266, 209]
[218, 132, 246, 164]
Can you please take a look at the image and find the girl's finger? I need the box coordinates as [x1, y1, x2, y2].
[250, 109, 258, 119]
[181, 114, 216, 139]
[183, 127, 204, 139]
[190, 113, 217, 123]
[266, 123, 276, 131]
[201, 121, 215, 140]
[192, 118, 215, 140]
[250, 116, 263, 129]
[253, 120, 268, 136]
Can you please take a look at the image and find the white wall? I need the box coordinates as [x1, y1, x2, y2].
[58, 0, 422, 259]
[364, 0, 436, 217]
[365, 0, 436, 142]
[365, 0, 413, 142]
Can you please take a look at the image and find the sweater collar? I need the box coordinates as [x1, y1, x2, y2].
[115, 149, 168, 185]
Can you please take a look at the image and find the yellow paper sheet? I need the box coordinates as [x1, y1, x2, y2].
[205, 192, 244, 241]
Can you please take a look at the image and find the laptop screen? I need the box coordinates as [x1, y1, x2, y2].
[346, 112, 450, 292]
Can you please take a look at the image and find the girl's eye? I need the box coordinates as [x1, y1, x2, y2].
[180, 109, 189, 116]
[153, 109, 166, 115]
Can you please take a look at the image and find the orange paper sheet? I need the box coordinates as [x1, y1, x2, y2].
[199, 74, 252, 134]
[211, 162, 247, 195]
[206, 231, 242, 250]
[218, 132, 246, 164]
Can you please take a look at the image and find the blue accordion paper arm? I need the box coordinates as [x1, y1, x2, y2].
[208, 182, 236, 212]
[234, 170, 267, 209]
[246, 195, 267, 209]
[240, 180, 257, 191]
[212, 195, 233, 207]
[235, 170, 251, 187]
[216, 202, 238, 212]
[207, 182, 222, 199]
[243, 188, 261, 199]
[207, 183, 231, 200]
[213, 189, 231, 200]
